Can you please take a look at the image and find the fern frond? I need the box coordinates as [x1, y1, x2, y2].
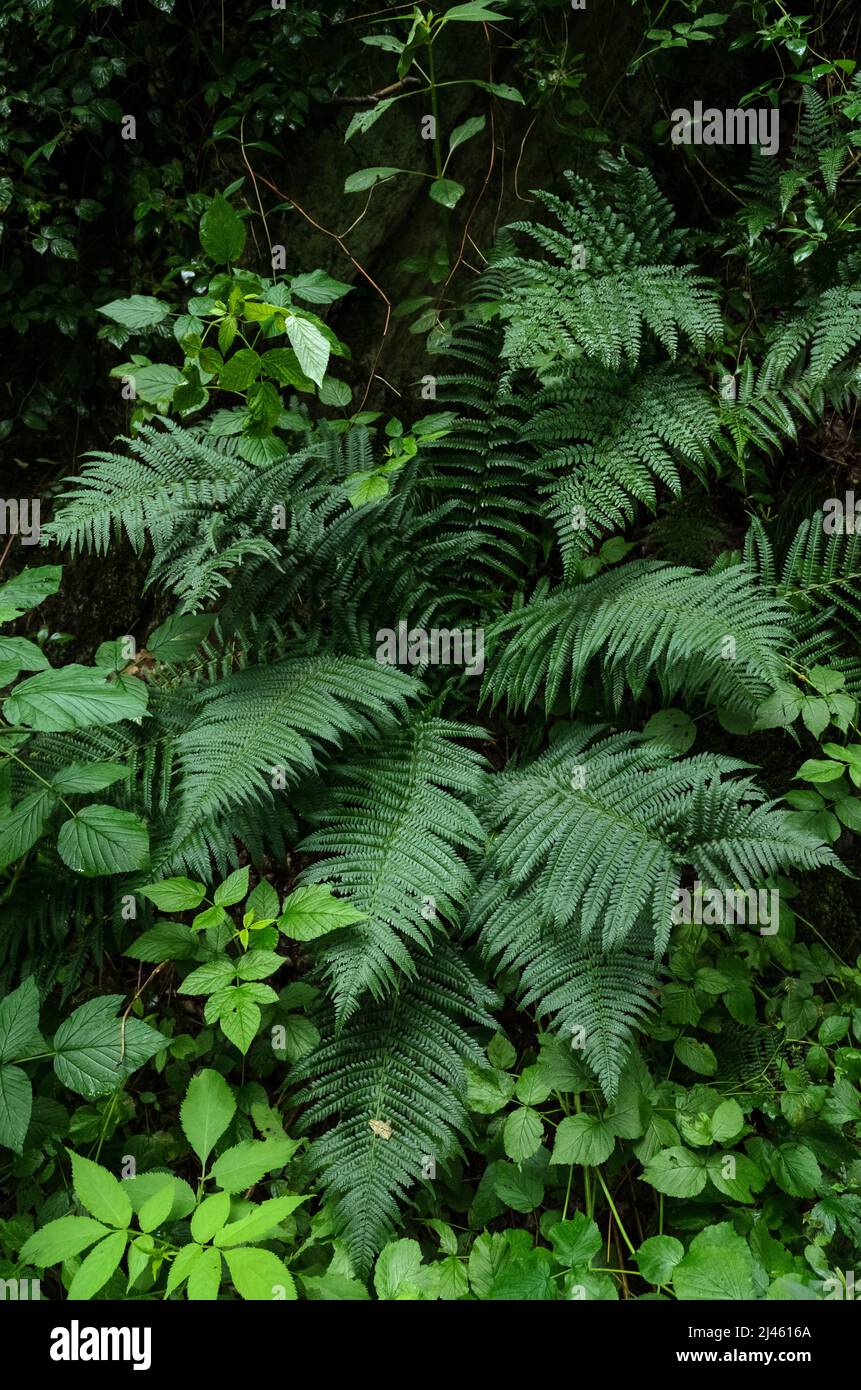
[483, 725, 835, 956]
[293, 943, 495, 1273]
[298, 716, 488, 1023]
[484, 559, 789, 715]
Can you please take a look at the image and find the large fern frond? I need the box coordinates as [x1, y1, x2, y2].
[483, 558, 790, 716]
[298, 716, 488, 1023]
[293, 943, 495, 1274]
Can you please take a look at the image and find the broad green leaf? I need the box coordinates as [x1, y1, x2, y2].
[70, 1151, 132, 1227]
[166, 1242, 206, 1295]
[179, 959, 236, 996]
[503, 1106, 544, 1162]
[492, 1161, 545, 1213]
[285, 316, 330, 388]
[488, 1248, 555, 1300]
[129, 364, 186, 404]
[771, 1144, 822, 1197]
[0, 636, 49, 672]
[672, 1222, 756, 1300]
[224, 1245, 296, 1300]
[125, 1172, 195, 1223]
[235, 950, 283, 981]
[429, 178, 465, 209]
[551, 1113, 615, 1166]
[212, 986, 260, 1054]
[796, 758, 846, 784]
[710, 1098, 744, 1143]
[444, 3, 510, 20]
[835, 796, 861, 832]
[0, 1064, 31, 1152]
[146, 613, 213, 663]
[270, 1012, 319, 1062]
[374, 1238, 424, 1300]
[465, 1062, 516, 1114]
[449, 114, 485, 152]
[641, 1146, 708, 1198]
[186, 1245, 222, 1300]
[214, 865, 249, 906]
[52, 994, 164, 1098]
[318, 376, 352, 408]
[199, 194, 246, 263]
[97, 295, 170, 330]
[0, 976, 40, 1062]
[140, 876, 207, 911]
[548, 1214, 602, 1267]
[57, 804, 149, 875]
[0, 788, 58, 870]
[290, 269, 353, 303]
[472, 79, 524, 101]
[190, 1190, 231, 1244]
[260, 347, 313, 390]
[344, 469, 390, 507]
[344, 97, 397, 141]
[636, 1234, 684, 1285]
[210, 1137, 298, 1193]
[0, 566, 61, 620]
[3, 664, 147, 732]
[706, 1151, 765, 1203]
[51, 762, 127, 793]
[673, 1036, 717, 1075]
[215, 1193, 307, 1247]
[125, 922, 199, 963]
[468, 1232, 514, 1299]
[514, 1064, 552, 1106]
[138, 1179, 176, 1233]
[20, 1215, 109, 1267]
[180, 1069, 236, 1164]
[344, 167, 401, 193]
[220, 348, 261, 392]
[644, 707, 696, 753]
[278, 884, 366, 940]
[486, 1033, 516, 1070]
[247, 880, 280, 921]
[67, 1230, 128, 1300]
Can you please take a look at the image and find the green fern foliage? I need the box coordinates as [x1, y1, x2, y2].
[526, 361, 717, 565]
[294, 944, 495, 1274]
[298, 716, 488, 1023]
[471, 883, 660, 1099]
[483, 559, 790, 716]
[481, 726, 835, 956]
[496, 159, 722, 371]
[169, 656, 417, 861]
